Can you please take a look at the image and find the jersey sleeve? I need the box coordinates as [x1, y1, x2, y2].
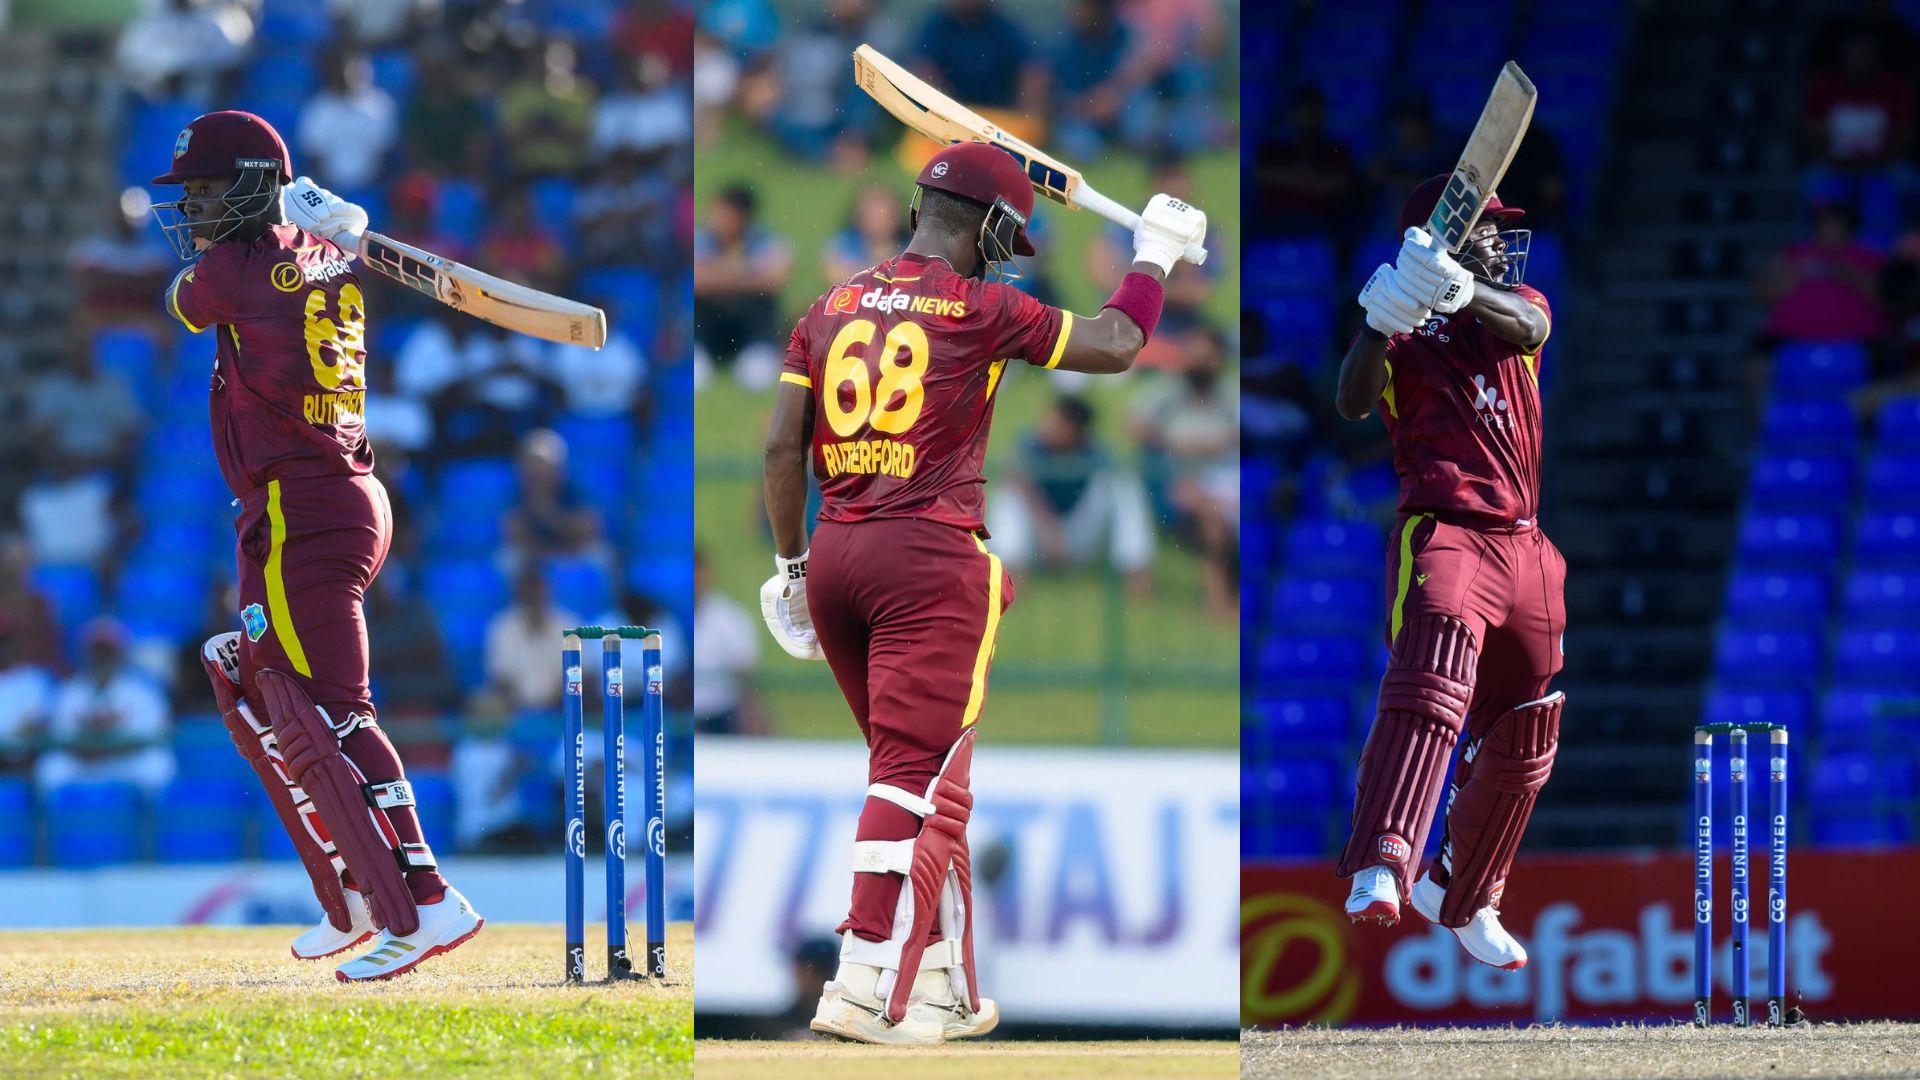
[164, 249, 239, 333]
[1513, 284, 1552, 373]
[981, 282, 1071, 369]
[780, 315, 813, 390]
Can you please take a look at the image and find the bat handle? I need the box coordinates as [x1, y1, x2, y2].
[1075, 185, 1209, 267]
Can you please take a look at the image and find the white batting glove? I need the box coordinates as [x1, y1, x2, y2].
[1358, 264, 1431, 336]
[1131, 193, 1207, 274]
[282, 176, 369, 245]
[1395, 226, 1475, 313]
[759, 551, 826, 662]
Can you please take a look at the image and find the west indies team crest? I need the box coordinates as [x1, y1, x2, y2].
[240, 603, 267, 642]
[172, 126, 192, 159]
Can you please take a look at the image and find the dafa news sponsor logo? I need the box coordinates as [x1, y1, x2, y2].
[1242, 885, 1835, 1024]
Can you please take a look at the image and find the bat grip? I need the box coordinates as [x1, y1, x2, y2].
[1075, 186, 1208, 267]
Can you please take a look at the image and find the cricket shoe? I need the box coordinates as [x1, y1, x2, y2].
[904, 966, 999, 1041]
[809, 960, 946, 1045]
[1345, 864, 1401, 925]
[335, 886, 484, 982]
[1410, 871, 1527, 970]
[291, 886, 375, 960]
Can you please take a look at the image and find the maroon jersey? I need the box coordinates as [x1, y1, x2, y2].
[165, 224, 372, 497]
[1378, 285, 1552, 524]
[783, 253, 1071, 531]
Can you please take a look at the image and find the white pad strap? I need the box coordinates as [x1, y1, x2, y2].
[851, 838, 915, 874]
[867, 783, 934, 818]
[366, 780, 415, 810]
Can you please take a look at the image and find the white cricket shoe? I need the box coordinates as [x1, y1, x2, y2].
[1410, 871, 1527, 970]
[1345, 865, 1401, 925]
[809, 960, 946, 1045]
[904, 966, 999, 1041]
[334, 886, 484, 982]
[291, 887, 375, 960]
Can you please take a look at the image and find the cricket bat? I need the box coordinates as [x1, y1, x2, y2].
[358, 231, 608, 348]
[852, 43, 1207, 266]
[1426, 62, 1536, 254]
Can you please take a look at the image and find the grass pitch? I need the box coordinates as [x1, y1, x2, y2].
[0, 925, 692, 1078]
[1242, 1021, 1920, 1079]
[695, 1038, 1238, 1079]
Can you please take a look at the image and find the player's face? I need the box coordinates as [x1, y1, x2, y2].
[180, 175, 240, 251]
[1464, 220, 1508, 282]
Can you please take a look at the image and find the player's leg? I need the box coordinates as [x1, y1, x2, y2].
[1413, 531, 1569, 966]
[813, 523, 1007, 1044]
[237, 479, 481, 979]
[1336, 517, 1487, 923]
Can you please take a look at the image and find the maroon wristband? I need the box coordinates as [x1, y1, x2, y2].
[1101, 271, 1166, 343]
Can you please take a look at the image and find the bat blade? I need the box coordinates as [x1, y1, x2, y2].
[853, 43, 1206, 265]
[358, 231, 607, 348]
[1429, 61, 1537, 253]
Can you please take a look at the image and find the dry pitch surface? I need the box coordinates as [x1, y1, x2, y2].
[0, 925, 692, 1078]
[695, 1038, 1239, 1079]
[1243, 1021, 1920, 1079]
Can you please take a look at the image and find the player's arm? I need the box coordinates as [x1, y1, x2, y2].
[1052, 194, 1207, 374]
[1052, 261, 1167, 374]
[1335, 329, 1392, 421]
[762, 379, 814, 560]
[1463, 284, 1548, 350]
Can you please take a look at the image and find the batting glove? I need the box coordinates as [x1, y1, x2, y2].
[1358, 263, 1431, 336]
[282, 176, 369, 245]
[1132, 193, 1208, 274]
[1395, 227, 1475, 313]
[759, 551, 826, 662]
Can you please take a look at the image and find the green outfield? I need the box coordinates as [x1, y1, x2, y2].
[0, 925, 693, 1078]
[694, 124, 1239, 746]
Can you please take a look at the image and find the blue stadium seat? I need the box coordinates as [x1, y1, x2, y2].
[0, 778, 32, 867]
[440, 612, 491, 691]
[368, 49, 417, 101]
[1524, 233, 1566, 300]
[1855, 512, 1920, 569]
[1346, 234, 1401, 284]
[423, 559, 507, 620]
[93, 328, 162, 398]
[1704, 689, 1809, 731]
[1820, 689, 1920, 742]
[1773, 342, 1866, 389]
[155, 778, 248, 863]
[1761, 397, 1856, 449]
[245, 49, 316, 99]
[407, 772, 456, 854]
[435, 178, 485, 242]
[1533, 70, 1614, 128]
[171, 716, 253, 787]
[1256, 295, 1335, 362]
[1273, 575, 1378, 632]
[1243, 820, 1328, 858]
[579, 268, 660, 343]
[1843, 571, 1920, 626]
[541, 0, 620, 37]
[1877, 397, 1920, 449]
[1245, 757, 1339, 806]
[545, 556, 611, 616]
[1406, 22, 1504, 79]
[1810, 750, 1916, 802]
[1833, 630, 1920, 686]
[1724, 570, 1828, 623]
[1863, 452, 1920, 510]
[1713, 630, 1820, 686]
[28, 563, 100, 642]
[125, 100, 204, 187]
[555, 414, 638, 465]
[627, 551, 695, 615]
[1809, 812, 1911, 846]
[1245, 238, 1337, 296]
[49, 781, 143, 867]
[117, 560, 207, 642]
[1747, 454, 1852, 511]
[1313, 75, 1386, 157]
[257, 0, 333, 47]
[1257, 634, 1370, 686]
[1248, 694, 1353, 742]
[1285, 517, 1386, 576]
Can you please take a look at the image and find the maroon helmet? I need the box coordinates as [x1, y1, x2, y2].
[1397, 173, 1531, 284]
[150, 110, 293, 259]
[910, 142, 1037, 278]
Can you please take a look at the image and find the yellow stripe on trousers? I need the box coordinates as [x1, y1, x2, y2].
[1389, 513, 1433, 646]
[264, 480, 314, 677]
[962, 536, 1005, 728]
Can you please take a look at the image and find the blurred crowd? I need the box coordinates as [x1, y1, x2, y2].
[0, 0, 696, 865]
[690, 0, 1240, 730]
